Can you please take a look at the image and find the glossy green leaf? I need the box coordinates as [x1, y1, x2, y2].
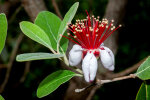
[0, 95, 4, 100]
[37, 70, 80, 98]
[35, 11, 61, 50]
[136, 56, 150, 80]
[0, 13, 7, 54]
[136, 82, 150, 100]
[57, 2, 79, 52]
[20, 21, 52, 50]
[16, 53, 64, 62]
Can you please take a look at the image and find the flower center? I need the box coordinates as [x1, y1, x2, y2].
[82, 49, 100, 59]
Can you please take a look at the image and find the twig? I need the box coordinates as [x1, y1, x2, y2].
[51, 0, 63, 19]
[0, 34, 24, 93]
[8, 5, 22, 24]
[97, 74, 136, 85]
[19, 61, 31, 83]
[75, 74, 136, 93]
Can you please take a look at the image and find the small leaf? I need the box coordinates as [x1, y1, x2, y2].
[37, 70, 80, 98]
[35, 11, 61, 50]
[136, 82, 150, 100]
[57, 2, 79, 52]
[57, 2, 79, 39]
[136, 56, 150, 80]
[16, 53, 64, 62]
[20, 21, 52, 50]
[0, 13, 7, 54]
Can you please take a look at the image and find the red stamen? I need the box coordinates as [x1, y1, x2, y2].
[61, 11, 121, 50]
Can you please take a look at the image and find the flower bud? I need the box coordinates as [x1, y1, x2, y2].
[69, 44, 82, 66]
[99, 46, 115, 71]
[82, 52, 98, 82]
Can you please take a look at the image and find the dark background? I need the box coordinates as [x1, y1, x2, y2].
[0, 0, 150, 100]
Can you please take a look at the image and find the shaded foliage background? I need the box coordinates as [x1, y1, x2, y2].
[0, 0, 150, 100]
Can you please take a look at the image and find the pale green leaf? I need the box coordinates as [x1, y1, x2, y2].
[57, 2, 79, 52]
[57, 2, 79, 39]
[35, 11, 61, 50]
[37, 70, 80, 98]
[16, 53, 64, 62]
[0, 13, 7, 54]
[136, 56, 150, 80]
[0, 95, 4, 100]
[20, 21, 52, 50]
[136, 82, 150, 100]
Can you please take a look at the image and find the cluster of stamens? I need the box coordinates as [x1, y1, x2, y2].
[61, 12, 122, 50]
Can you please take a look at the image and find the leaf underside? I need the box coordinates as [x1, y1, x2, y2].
[16, 53, 64, 62]
[136, 56, 150, 80]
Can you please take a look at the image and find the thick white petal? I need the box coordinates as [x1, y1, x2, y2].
[99, 46, 115, 71]
[89, 54, 98, 81]
[82, 52, 98, 82]
[103, 46, 114, 63]
[69, 45, 82, 66]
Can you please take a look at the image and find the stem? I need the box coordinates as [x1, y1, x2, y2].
[75, 74, 136, 93]
[97, 74, 136, 85]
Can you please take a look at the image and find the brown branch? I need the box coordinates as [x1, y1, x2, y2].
[0, 64, 8, 68]
[0, 34, 24, 93]
[107, 56, 148, 79]
[75, 74, 136, 93]
[51, 0, 63, 19]
[21, 0, 47, 21]
[86, 86, 99, 100]
[19, 61, 31, 83]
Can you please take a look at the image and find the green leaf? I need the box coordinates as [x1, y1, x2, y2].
[57, 2, 79, 52]
[37, 70, 79, 98]
[35, 11, 61, 50]
[0, 95, 4, 100]
[20, 21, 52, 50]
[59, 32, 69, 53]
[136, 82, 150, 100]
[136, 56, 150, 80]
[57, 2, 79, 39]
[0, 13, 7, 54]
[16, 53, 64, 62]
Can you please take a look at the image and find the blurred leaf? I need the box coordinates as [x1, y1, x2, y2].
[16, 53, 64, 62]
[20, 21, 52, 50]
[0, 13, 7, 54]
[0, 95, 4, 100]
[136, 56, 150, 80]
[136, 82, 150, 100]
[35, 11, 61, 50]
[57, 2, 79, 52]
[37, 70, 80, 98]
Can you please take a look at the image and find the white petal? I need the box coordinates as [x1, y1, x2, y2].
[69, 45, 82, 66]
[99, 46, 115, 71]
[89, 54, 98, 81]
[82, 52, 98, 82]
[103, 46, 114, 63]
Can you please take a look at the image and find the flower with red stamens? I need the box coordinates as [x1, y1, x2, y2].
[61, 11, 121, 82]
